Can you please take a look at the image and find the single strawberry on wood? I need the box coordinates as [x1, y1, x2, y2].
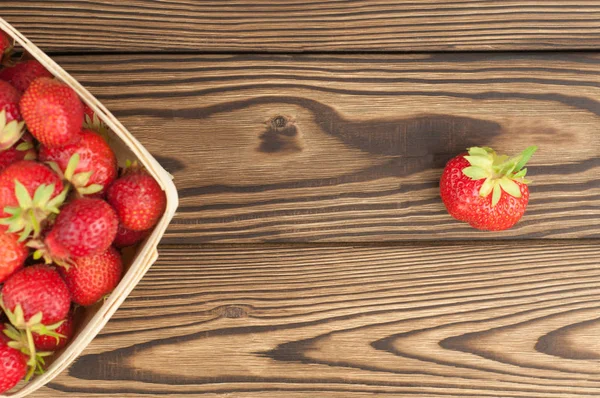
[0, 60, 53, 94]
[107, 166, 166, 231]
[19, 77, 83, 148]
[440, 146, 537, 231]
[40, 130, 117, 196]
[59, 247, 122, 306]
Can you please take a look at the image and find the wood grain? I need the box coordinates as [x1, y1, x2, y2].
[26, 243, 600, 397]
[46, 52, 600, 243]
[4, 1, 600, 53]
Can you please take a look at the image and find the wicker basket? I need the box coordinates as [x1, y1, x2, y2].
[0, 17, 179, 397]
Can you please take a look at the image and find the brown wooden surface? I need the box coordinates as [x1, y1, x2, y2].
[4, 1, 600, 53]
[50, 53, 600, 243]
[4, 2, 600, 397]
[30, 243, 600, 398]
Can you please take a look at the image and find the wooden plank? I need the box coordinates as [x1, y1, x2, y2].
[29, 243, 600, 397]
[4, 1, 600, 53]
[49, 52, 600, 243]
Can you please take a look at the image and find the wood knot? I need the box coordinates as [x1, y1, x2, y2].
[258, 115, 302, 153]
[272, 115, 289, 129]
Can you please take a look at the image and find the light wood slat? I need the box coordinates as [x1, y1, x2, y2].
[45, 52, 600, 242]
[27, 243, 600, 397]
[4, 1, 600, 52]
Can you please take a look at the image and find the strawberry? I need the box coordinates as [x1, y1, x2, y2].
[0, 80, 25, 151]
[1, 265, 71, 326]
[0, 60, 53, 94]
[19, 77, 83, 148]
[0, 340, 27, 394]
[0, 31, 12, 65]
[107, 167, 166, 231]
[0, 160, 66, 240]
[0, 265, 70, 376]
[0, 229, 28, 283]
[440, 146, 537, 231]
[59, 247, 122, 306]
[40, 130, 117, 196]
[32, 313, 73, 351]
[43, 198, 118, 260]
[113, 224, 149, 248]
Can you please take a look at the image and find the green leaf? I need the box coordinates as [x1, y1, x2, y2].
[16, 141, 32, 151]
[467, 147, 489, 157]
[14, 180, 32, 209]
[78, 184, 103, 195]
[462, 166, 489, 180]
[64, 153, 80, 181]
[492, 183, 502, 207]
[464, 155, 493, 169]
[45, 161, 63, 177]
[513, 145, 538, 173]
[47, 185, 69, 210]
[32, 184, 50, 206]
[499, 177, 522, 198]
[514, 168, 527, 178]
[28, 312, 43, 326]
[479, 177, 495, 197]
[72, 171, 93, 187]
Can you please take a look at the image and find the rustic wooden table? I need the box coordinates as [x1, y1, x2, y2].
[4, 1, 600, 397]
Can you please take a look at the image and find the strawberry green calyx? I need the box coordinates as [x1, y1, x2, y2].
[26, 239, 75, 269]
[47, 153, 103, 196]
[83, 111, 110, 141]
[0, 301, 65, 379]
[462, 145, 538, 207]
[0, 109, 25, 151]
[16, 141, 37, 161]
[0, 181, 69, 241]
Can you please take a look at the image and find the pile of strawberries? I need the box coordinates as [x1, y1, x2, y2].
[0, 31, 166, 392]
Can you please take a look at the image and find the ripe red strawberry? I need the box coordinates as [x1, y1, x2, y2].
[43, 198, 118, 260]
[0, 60, 53, 94]
[32, 313, 73, 351]
[59, 247, 122, 306]
[0, 340, 27, 394]
[440, 146, 537, 231]
[113, 224, 149, 248]
[19, 77, 83, 148]
[1, 265, 71, 326]
[0, 80, 25, 151]
[107, 168, 166, 231]
[0, 229, 28, 283]
[40, 130, 117, 196]
[0, 31, 12, 65]
[0, 160, 66, 240]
